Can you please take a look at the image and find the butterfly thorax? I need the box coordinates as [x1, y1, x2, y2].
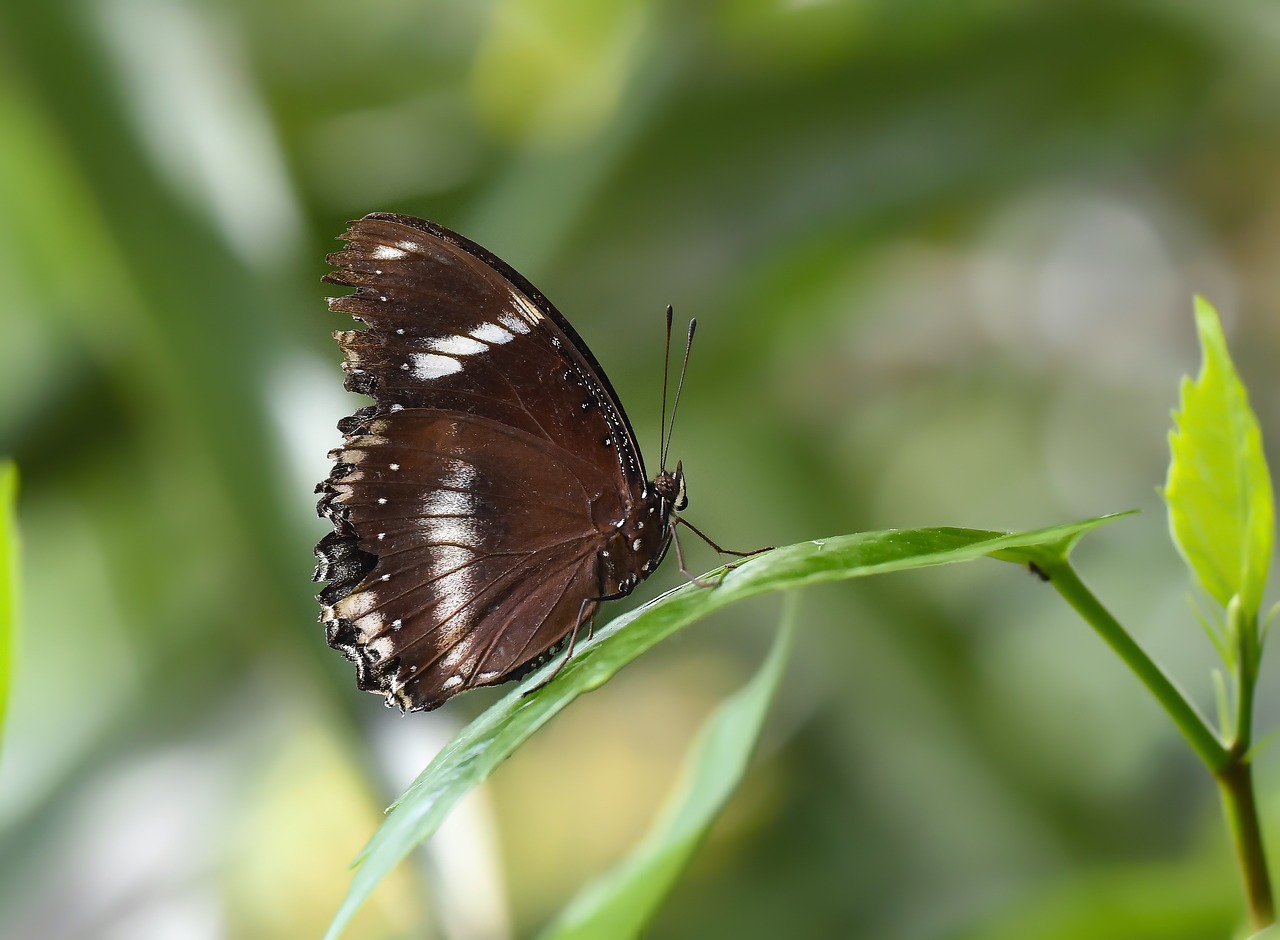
[598, 471, 680, 598]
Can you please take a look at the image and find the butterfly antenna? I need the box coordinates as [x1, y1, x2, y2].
[659, 305, 674, 471]
[662, 318, 696, 469]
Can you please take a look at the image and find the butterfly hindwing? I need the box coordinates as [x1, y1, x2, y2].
[319, 409, 607, 710]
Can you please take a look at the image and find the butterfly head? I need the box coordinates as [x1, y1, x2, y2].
[653, 460, 688, 514]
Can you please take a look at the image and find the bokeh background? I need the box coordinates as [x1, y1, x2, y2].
[2, 1, 1279, 938]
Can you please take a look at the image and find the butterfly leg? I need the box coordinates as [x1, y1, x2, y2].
[670, 521, 722, 588]
[675, 516, 773, 558]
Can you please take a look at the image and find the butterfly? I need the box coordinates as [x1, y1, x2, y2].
[314, 213, 713, 711]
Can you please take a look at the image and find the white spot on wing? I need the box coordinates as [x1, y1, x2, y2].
[371, 244, 407, 260]
[422, 463, 482, 633]
[511, 294, 545, 323]
[410, 353, 463, 380]
[442, 675, 464, 691]
[422, 489, 472, 516]
[354, 611, 386, 636]
[471, 322, 514, 344]
[428, 334, 487, 356]
[337, 589, 379, 619]
[498, 312, 532, 335]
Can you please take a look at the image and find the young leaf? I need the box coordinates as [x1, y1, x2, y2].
[0, 461, 18, 757]
[323, 515, 1128, 940]
[1165, 297, 1274, 618]
[537, 598, 796, 940]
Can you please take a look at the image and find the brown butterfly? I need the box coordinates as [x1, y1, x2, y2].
[314, 214, 705, 712]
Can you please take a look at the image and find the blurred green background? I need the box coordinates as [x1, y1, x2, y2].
[2, 1, 1279, 937]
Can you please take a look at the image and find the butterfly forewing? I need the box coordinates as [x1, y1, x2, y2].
[323, 214, 644, 476]
[315, 214, 675, 711]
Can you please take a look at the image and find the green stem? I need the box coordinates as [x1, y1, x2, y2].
[1037, 559, 1228, 773]
[1222, 599, 1273, 930]
[1041, 560, 1274, 927]
[1231, 600, 1259, 750]
[1218, 757, 1275, 931]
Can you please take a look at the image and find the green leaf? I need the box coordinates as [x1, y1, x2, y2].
[0, 461, 18, 757]
[537, 596, 796, 940]
[1165, 296, 1274, 618]
[324, 514, 1128, 940]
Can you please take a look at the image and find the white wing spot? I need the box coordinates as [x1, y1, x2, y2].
[374, 269, 382, 275]
[498, 312, 532, 334]
[371, 244, 407, 260]
[429, 334, 487, 356]
[632, 538, 642, 551]
[377, 498, 387, 505]
[422, 463, 482, 633]
[511, 294, 545, 323]
[471, 321, 514, 344]
[422, 489, 472, 515]
[336, 590, 378, 619]
[410, 353, 463, 380]
[389, 463, 399, 471]
[396, 239, 418, 252]
[391, 619, 403, 630]
[389, 404, 404, 412]
[379, 296, 388, 302]
[381, 574, 391, 581]
[377, 532, 386, 540]
[442, 675, 464, 691]
[440, 646, 468, 670]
